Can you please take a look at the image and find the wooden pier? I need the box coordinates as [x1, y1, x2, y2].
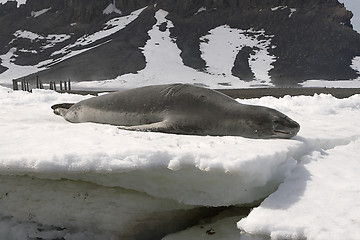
[12, 76, 71, 93]
[10, 76, 360, 99]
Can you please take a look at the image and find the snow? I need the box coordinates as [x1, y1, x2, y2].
[0, 0, 26, 7]
[13, 30, 71, 49]
[0, 30, 72, 82]
[0, 8, 280, 89]
[0, 7, 145, 85]
[238, 140, 360, 240]
[200, 26, 275, 85]
[0, 85, 360, 239]
[289, 8, 297, 18]
[12, 30, 42, 41]
[271, 6, 297, 18]
[76, 11, 278, 89]
[195, 7, 206, 15]
[0, 48, 48, 81]
[0, 3, 360, 238]
[51, 7, 145, 56]
[352, 56, 360, 73]
[0, 6, 359, 88]
[271, 6, 287, 11]
[103, 1, 122, 15]
[31, 7, 51, 18]
[165, 94, 360, 240]
[301, 78, 360, 88]
[0, 86, 301, 207]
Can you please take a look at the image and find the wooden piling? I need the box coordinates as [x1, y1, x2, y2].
[26, 81, 30, 92]
[68, 79, 71, 91]
[39, 78, 44, 89]
[53, 82, 57, 91]
[12, 79, 18, 90]
[50, 81, 54, 90]
[36, 75, 39, 88]
[21, 79, 25, 91]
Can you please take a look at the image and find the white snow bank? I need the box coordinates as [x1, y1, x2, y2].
[0, 86, 302, 206]
[1, 86, 360, 239]
[163, 93, 360, 240]
[238, 139, 360, 240]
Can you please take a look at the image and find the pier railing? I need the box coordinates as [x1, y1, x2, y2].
[12, 76, 71, 92]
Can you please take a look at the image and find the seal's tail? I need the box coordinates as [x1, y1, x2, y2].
[51, 103, 74, 116]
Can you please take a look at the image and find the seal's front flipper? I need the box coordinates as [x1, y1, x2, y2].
[118, 121, 176, 133]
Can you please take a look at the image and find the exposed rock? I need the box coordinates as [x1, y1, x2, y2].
[232, 46, 256, 81]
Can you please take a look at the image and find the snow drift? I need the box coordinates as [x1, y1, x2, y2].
[0, 86, 360, 239]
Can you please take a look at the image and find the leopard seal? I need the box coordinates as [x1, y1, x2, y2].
[51, 84, 300, 138]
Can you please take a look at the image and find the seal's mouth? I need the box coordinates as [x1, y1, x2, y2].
[272, 116, 300, 138]
[273, 129, 291, 135]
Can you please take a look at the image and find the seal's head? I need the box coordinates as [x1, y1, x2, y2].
[237, 106, 300, 139]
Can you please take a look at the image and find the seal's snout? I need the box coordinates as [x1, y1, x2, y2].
[273, 116, 300, 138]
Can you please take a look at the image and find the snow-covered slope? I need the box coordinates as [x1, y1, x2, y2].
[0, 86, 359, 239]
[0, 7, 281, 89]
[0, 0, 359, 87]
[0, 7, 147, 84]
[77, 10, 279, 89]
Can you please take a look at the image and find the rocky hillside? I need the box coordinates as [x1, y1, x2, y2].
[0, 0, 360, 87]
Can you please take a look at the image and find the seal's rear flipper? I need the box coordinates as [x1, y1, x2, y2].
[51, 103, 74, 116]
[118, 121, 176, 133]
[51, 103, 74, 110]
